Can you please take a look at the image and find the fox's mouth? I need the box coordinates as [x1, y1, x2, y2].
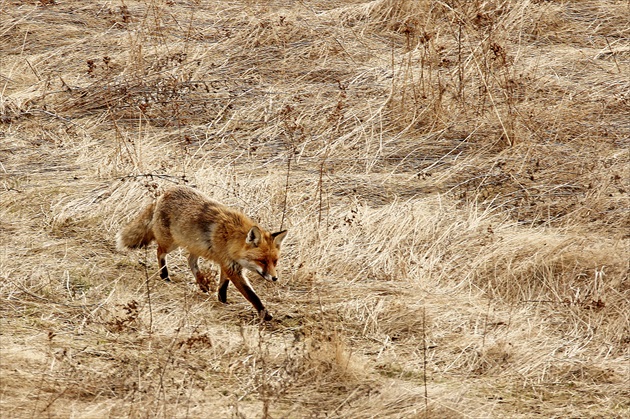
[257, 270, 278, 282]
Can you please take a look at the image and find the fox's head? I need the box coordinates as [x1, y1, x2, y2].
[238, 226, 287, 282]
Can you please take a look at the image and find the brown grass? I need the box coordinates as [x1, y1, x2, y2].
[1, 0, 629, 417]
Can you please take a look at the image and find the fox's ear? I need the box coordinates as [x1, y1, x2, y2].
[246, 226, 262, 246]
[272, 230, 287, 248]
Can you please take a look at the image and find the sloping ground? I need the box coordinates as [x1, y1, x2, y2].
[1, 1, 628, 418]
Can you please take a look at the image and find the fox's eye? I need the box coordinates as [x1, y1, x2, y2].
[272, 259, 278, 265]
[258, 259, 267, 267]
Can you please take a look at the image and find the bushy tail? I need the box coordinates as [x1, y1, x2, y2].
[116, 202, 156, 251]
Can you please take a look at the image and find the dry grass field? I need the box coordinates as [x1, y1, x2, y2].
[1, 0, 629, 417]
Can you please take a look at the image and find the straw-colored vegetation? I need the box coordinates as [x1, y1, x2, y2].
[1, 0, 628, 417]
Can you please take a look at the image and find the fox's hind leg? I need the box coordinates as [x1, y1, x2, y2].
[157, 240, 178, 282]
[218, 268, 230, 303]
[157, 245, 170, 281]
[188, 254, 210, 293]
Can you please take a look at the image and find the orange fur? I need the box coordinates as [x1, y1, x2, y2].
[117, 186, 287, 320]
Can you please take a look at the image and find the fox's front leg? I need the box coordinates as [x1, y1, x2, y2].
[217, 268, 230, 303]
[222, 266, 272, 321]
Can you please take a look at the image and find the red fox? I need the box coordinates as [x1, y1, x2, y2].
[116, 186, 287, 321]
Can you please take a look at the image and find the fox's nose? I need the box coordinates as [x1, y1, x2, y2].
[271, 276, 278, 282]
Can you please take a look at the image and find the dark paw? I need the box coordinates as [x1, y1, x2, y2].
[259, 309, 273, 321]
[218, 292, 227, 304]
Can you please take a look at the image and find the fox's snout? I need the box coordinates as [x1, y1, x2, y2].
[258, 270, 278, 282]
